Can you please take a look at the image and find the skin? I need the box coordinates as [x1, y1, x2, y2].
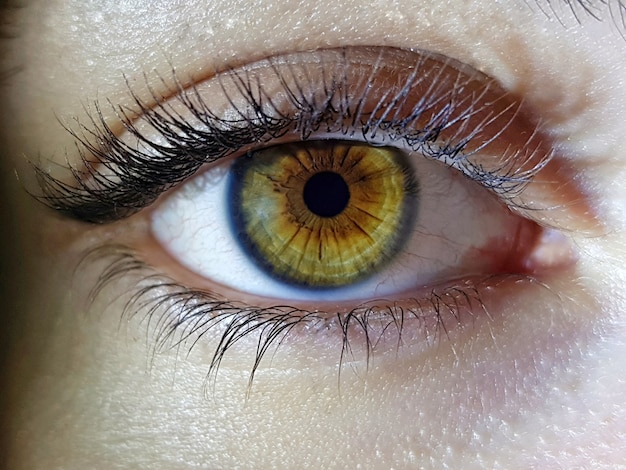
[1, 0, 626, 468]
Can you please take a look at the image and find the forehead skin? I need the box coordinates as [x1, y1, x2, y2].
[1, 0, 626, 469]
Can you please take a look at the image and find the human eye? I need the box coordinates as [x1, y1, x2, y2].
[36, 47, 590, 383]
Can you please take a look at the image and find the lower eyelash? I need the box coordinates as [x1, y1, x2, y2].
[82, 243, 534, 391]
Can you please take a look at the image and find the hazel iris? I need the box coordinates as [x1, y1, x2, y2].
[230, 141, 418, 288]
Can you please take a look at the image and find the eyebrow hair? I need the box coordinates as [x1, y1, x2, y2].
[540, 0, 626, 32]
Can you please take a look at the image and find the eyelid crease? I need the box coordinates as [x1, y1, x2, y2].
[32, 46, 598, 233]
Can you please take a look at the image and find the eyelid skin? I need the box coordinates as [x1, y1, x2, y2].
[35, 47, 599, 234]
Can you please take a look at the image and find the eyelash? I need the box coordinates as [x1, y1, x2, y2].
[35, 49, 545, 223]
[85, 243, 518, 391]
[38, 47, 550, 388]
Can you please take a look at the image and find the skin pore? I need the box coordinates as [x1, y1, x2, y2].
[1, 0, 626, 468]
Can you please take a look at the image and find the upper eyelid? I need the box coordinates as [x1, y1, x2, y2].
[32, 46, 599, 233]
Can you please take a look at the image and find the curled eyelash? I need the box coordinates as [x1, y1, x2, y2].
[33, 47, 551, 223]
[85, 244, 510, 393]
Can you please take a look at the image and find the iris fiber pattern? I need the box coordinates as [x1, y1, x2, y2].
[230, 141, 418, 287]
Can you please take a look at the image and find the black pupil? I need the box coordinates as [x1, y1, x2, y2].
[303, 171, 350, 218]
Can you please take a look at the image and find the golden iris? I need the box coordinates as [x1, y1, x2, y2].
[230, 141, 418, 287]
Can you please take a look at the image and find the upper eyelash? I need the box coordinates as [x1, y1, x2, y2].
[33, 47, 550, 224]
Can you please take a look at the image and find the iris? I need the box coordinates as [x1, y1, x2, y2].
[230, 141, 418, 287]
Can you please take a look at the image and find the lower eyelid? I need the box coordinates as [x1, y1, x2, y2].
[77, 240, 584, 384]
[131, 171, 585, 352]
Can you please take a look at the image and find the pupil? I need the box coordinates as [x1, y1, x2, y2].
[303, 171, 350, 218]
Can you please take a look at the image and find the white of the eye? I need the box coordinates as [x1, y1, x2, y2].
[151, 151, 520, 302]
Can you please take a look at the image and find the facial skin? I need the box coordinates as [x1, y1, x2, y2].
[1, 0, 626, 468]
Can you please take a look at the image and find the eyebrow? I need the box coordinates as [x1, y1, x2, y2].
[538, 0, 626, 32]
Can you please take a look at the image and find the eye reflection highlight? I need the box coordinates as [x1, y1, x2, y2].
[230, 141, 418, 288]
